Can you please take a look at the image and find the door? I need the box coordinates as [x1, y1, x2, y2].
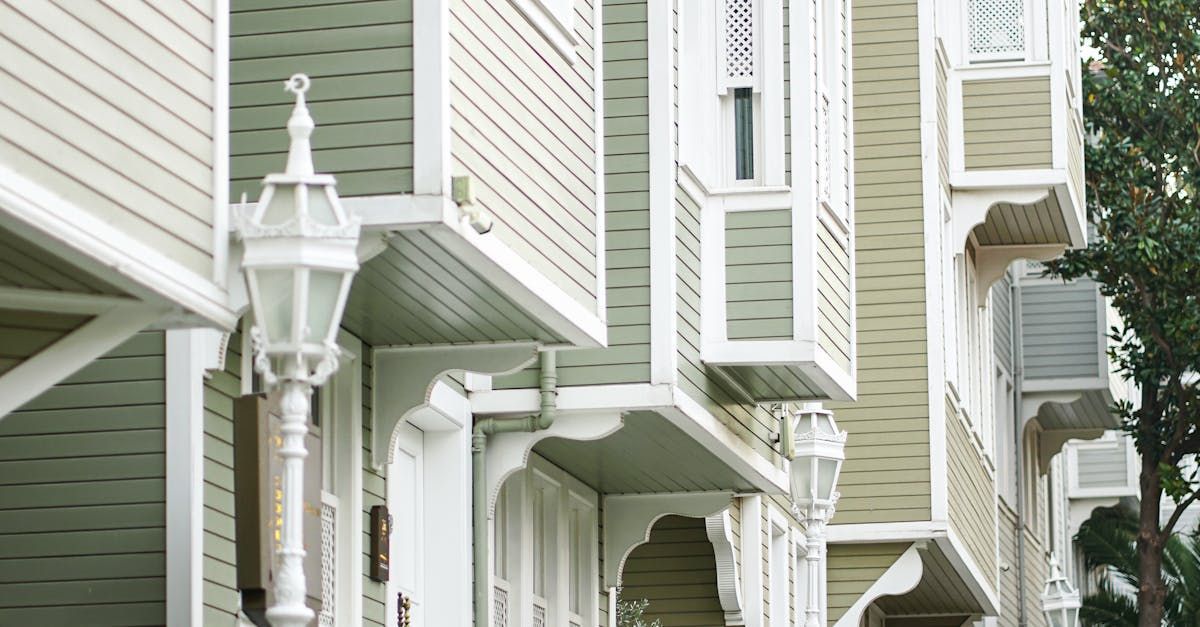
[387, 421, 424, 626]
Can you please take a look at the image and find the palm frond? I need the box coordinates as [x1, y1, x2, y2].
[1080, 580, 1139, 627]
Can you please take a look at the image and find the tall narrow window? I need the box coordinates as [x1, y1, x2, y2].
[734, 88, 755, 180]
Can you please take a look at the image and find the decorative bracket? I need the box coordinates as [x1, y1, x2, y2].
[951, 188, 1052, 252]
[484, 410, 624, 517]
[371, 343, 538, 467]
[1020, 391, 1084, 433]
[705, 510, 745, 625]
[974, 244, 1066, 302]
[832, 542, 925, 627]
[603, 492, 736, 588]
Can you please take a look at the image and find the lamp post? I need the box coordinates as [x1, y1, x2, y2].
[789, 402, 847, 627]
[1041, 554, 1081, 627]
[237, 74, 361, 627]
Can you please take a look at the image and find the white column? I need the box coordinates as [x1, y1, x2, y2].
[267, 368, 316, 627]
[165, 330, 206, 626]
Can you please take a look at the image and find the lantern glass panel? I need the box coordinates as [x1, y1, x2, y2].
[817, 458, 838, 500]
[1047, 610, 1064, 627]
[256, 268, 296, 345]
[816, 414, 836, 436]
[792, 458, 813, 502]
[262, 185, 297, 226]
[1067, 607, 1078, 627]
[307, 186, 337, 225]
[304, 270, 343, 344]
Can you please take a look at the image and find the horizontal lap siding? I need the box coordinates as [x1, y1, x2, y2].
[621, 515, 724, 626]
[946, 401, 997, 592]
[997, 503, 1019, 627]
[677, 186, 780, 464]
[449, 0, 599, 312]
[0, 310, 88, 376]
[962, 77, 1052, 170]
[1020, 280, 1100, 380]
[203, 332, 241, 620]
[0, 0, 215, 277]
[726, 210, 793, 341]
[1076, 441, 1129, 489]
[826, 542, 910, 625]
[1066, 103, 1084, 209]
[360, 347, 386, 625]
[0, 332, 166, 624]
[494, 0, 650, 390]
[828, 0, 929, 525]
[817, 219, 852, 371]
[230, 0, 414, 198]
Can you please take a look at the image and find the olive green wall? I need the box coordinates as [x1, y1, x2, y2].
[962, 77, 1053, 171]
[0, 332, 166, 624]
[202, 332, 241, 623]
[826, 542, 911, 625]
[828, 0, 931, 525]
[726, 210, 794, 341]
[946, 399, 998, 591]
[622, 515, 724, 626]
[230, 0, 414, 199]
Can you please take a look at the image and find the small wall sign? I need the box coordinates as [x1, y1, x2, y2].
[370, 505, 390, 582]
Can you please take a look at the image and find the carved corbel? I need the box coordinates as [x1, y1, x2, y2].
[371, 343, 538, 467]
[484, 410, 623, 517]
[973, 244, 1066, 302]
[705, 510, 745, 625]
[832, 543, 925, 627]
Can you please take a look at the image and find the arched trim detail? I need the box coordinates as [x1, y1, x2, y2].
[951, 188, 1052, 252]
[603, 492, 736, 588]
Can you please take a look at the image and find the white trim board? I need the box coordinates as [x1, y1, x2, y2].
[647, 0, 678, 384]
[0, 164, 235, 328]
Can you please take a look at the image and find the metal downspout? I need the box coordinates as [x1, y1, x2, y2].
[471, 351, 558, 626]
[1012, 274, 1028, 627]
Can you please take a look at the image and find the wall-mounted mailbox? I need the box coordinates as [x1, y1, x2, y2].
[233, 393, 323, 626]
[370, 504, 390, 582]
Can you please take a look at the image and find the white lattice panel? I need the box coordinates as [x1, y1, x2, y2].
[531, 603, 546, 627]
[817, 93, 832, 202]
[319, 501, 336, 627]
[968, 0, 1025, 58]
[493, 585, 508, 627]
[725, 0, 754, 80]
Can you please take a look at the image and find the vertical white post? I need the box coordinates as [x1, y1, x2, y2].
[267, 368, 316, 627]
[166, 329, 209, 626]
[802, 511, 827, 627]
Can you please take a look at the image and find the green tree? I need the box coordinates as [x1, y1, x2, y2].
[1074, 506, 1200, 626]
[1046, 2, 1200, 624]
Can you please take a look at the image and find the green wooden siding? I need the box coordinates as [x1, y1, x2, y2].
[726, 210, 793, 341]
[996, 501, 1050, 627]
[0, 332, 166, 624]
[963, 77, 1052, 171]
[827, 0, 930, 525]
[826, 542, 910, 625]
[495, 0, 651, 389]
[946, 400, 997, 592]
[936, 43, 950, 197]
[202, 332, 242, 622]
[621, 515, 724, 626]
[230, 0, 414, 200]
[0, 1, 215, 276]
[449, 0, 599, 312]
[0, 310, 89, 376]
[361, 346, 387, 625]
[1021, 279, 1101, 380]
[817, 219, 852, 371]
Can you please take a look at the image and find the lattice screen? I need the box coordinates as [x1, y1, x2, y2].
[531, 603, 546, 627]
[968, 0, 1025, 58]
[319, 502, 336, 627]
[725, 0, 755, 80]
[493, 585, 509, 627]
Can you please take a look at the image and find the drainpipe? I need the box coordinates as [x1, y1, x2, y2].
[471, 350, 558, 626]
[1012, 275, 1028, 627]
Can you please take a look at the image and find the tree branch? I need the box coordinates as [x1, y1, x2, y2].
[1160, 488, 1200, 539]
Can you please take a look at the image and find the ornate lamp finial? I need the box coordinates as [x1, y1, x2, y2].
[283, 73, 315, 177]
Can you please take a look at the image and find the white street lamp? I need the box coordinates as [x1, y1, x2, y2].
[237, 74, 361, 627]
[789, 402, 847, 627]
[1042, 554, 1081, 627]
